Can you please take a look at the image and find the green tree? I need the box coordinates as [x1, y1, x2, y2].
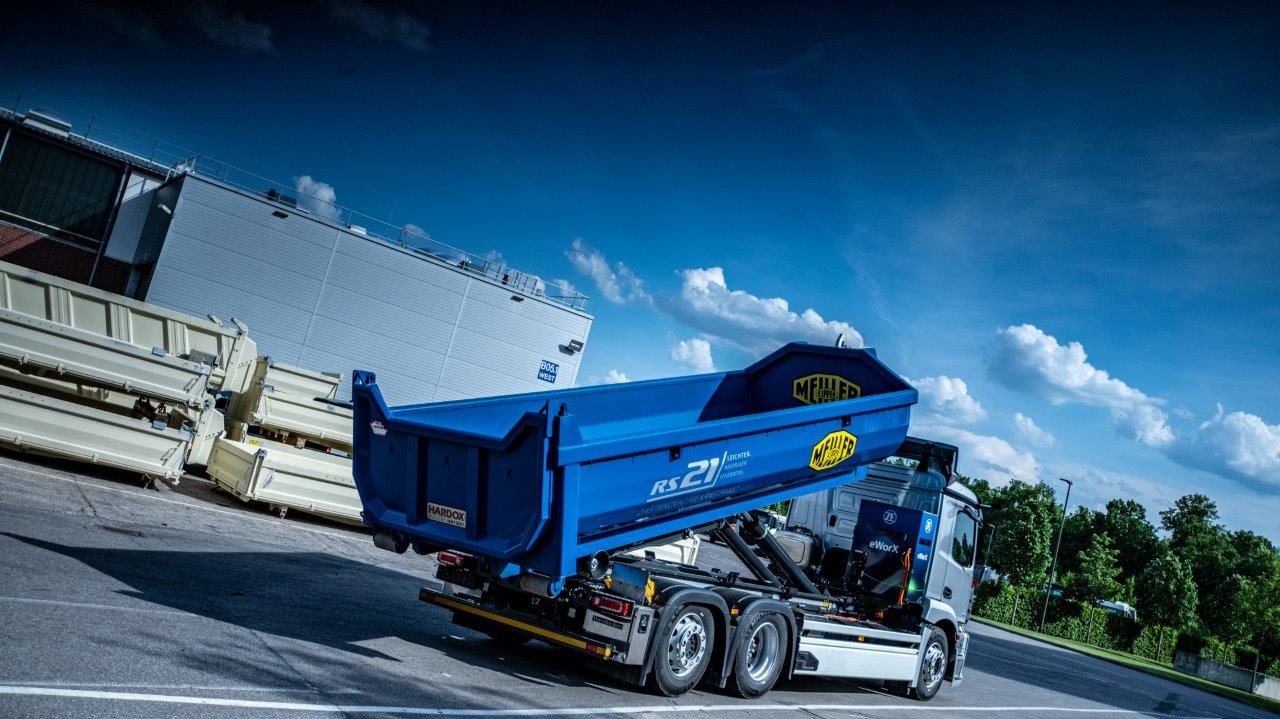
[1136, 550, 1197, 631]
[1160, 494, 1237, 614]
[1066, 533, 1123, 604]
[1229, 530, 1277, 582]
[1099, 499, 1159, 580]
[1203, 574, 1256, 648]
[982, 479, 1059, 594]
[1056, 506, 1102, 577]
[956, 474, 995, 506]
[988, 496, 1053, 588]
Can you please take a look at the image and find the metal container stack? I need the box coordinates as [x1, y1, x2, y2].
[0, 260, 256, 482]
[209, 357, 360, 523]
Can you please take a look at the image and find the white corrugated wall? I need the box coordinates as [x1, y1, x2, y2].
[144, 175, 591, 404]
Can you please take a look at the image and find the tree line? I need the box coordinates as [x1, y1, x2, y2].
[961, 477, 1280, 676]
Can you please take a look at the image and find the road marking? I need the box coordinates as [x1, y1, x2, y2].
[0, 458, 364, 543]
[6, 682, 360, 694]
[0, 595, 190, 615]
[0, 686, 1224, 717]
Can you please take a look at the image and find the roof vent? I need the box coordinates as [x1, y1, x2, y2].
[22, 110, 72, 138]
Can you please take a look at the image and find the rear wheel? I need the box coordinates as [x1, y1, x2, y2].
[729, 613, 787, 698]
[652, 605, 716, 696]
[909, 625, 948, 700]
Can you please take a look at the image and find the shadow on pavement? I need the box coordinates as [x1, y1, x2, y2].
[2, 532, 630, 703]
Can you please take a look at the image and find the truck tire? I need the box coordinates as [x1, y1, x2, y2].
[652, 605, 716, 696]
[728, 612, 787, 698]
[909, 625, 948, 701]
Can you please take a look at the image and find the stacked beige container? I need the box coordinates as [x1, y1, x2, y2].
[0, 260, 256, 483]
[209, 357, 359, 523]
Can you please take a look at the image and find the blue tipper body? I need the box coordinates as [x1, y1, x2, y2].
[351, 343, 918, 592]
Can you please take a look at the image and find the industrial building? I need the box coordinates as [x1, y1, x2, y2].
[0, 104, 592, 402]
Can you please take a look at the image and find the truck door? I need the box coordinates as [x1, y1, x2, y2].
[927, 496, 978, 622]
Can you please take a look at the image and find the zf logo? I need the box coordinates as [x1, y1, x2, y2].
[792, 374, 861, 405]
[648, 453, 727, 502]
[883, 510, 898, 524]
[809, 430, 858, 471]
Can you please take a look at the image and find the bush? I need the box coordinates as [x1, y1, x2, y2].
[1130, 625, 1178, 664]
[973, 582, 1043, 629]
[1201, 636, 1238, 665]
[1267, 657, 1280, 677]
[972, 584, 1248, 671]
[1042, 604, 1121, 650]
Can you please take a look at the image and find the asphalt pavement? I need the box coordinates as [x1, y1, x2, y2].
[0, 449, 1274, 719]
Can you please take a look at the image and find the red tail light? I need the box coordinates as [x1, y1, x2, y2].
[590, 594, 634, 618]
[437, 551, 467, 567]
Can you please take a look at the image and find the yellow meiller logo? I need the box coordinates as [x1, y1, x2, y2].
[793, 374, 861, 405]
[810, 430, 858, 471]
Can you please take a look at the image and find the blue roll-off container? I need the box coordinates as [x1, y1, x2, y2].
[352, 343, 917, 591]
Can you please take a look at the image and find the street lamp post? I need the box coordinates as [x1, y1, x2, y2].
[1038, 477, 1074, 632]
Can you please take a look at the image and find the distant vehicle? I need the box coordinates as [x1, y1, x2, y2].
[1095, 599, 1138, 621]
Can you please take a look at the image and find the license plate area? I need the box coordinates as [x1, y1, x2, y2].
[583, 609, 630, 642]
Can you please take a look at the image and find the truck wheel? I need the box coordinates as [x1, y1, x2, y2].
[652, 605, 716, 696]
[729, 613, 787, 698]
[909, 625, 948, 701]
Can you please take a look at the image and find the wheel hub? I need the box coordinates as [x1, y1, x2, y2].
[922, 642, 946, 688]
[667, 613, 707, 677]
[744, 620, 780, 683]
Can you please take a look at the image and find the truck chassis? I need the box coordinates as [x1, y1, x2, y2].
[417, 514, 966, 699]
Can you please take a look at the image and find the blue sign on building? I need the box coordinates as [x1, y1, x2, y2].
[537, 359, 559, 383]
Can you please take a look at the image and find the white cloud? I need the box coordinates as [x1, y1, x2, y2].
[910, 375, 987, 425]
[565, 239, 650, 305]
[403, 223, 430, 240]
[186, 2, 274, 53]
[989, 324, 1172, 447]
[584, 369, 630, 385]
[322, 0, 430, 51]
[915, 424, 1040, 487]
[292, 176, 342, 220]
[1062, 465, 1180, 516]
[550, 278, 578, 294]
[663, 267, 863, 353]
[1011, 412, 1057, 447]
[671, 338, 716, 374]
[1168, 405, 1280, 493]
[1111, 404, 1175, 449]
[483, 249, 506, 267]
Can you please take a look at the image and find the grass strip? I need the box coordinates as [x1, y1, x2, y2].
[972, 617, 1280, 714]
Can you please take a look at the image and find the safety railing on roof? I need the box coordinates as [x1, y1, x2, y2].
[0, 93, 590, 312]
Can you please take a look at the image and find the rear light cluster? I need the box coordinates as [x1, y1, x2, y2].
[590, 594, 634, 618]
[437, 551, 470, 567]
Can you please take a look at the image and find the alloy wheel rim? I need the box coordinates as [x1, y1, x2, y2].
[745, 621, 780, 683]
[667, 612, 707, 677]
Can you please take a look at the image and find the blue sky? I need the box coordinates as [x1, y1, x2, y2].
[3, 2, 1278, 539]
